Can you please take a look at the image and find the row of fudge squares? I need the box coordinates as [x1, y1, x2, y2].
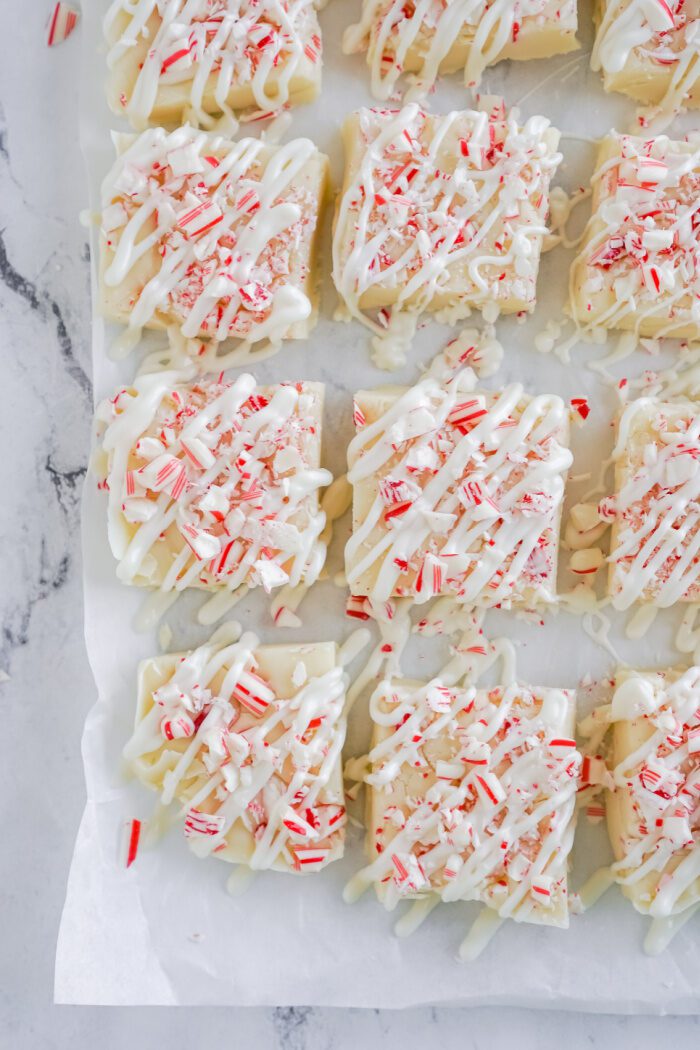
[94, 367, 700, 613]
[98, 106, 700, 359]
[124, 626, 700, 935]
[104, 0, 700, 128]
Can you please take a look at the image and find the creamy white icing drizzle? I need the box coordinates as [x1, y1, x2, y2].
[608, 397, 700, 609]
[592, 0, 700, 126]
[124, 623, 363, 872]
[332, 102, 561, 368]
[95, 369, 331, 598]
[104, 0, 321, 128]
[101, 125, 324, 354]
[608, 668, 700, 920]
[572, 131, 700, 339]
[344, 678, 580, 926]
[345, 345, 572, 608]
[343, 0, 577, 100]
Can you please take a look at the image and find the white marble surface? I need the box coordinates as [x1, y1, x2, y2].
[1, 0, 699, 1045]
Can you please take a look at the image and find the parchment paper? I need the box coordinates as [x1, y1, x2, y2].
[54, 0, 700, 1009]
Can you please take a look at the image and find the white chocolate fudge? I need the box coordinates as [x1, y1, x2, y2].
[104, 0, 322, 128]
[99, 126, 328, 350]
[608, 398, 700, 609]
[345, 369, 572, 608]
[607, 667, 700, 918]
[332, 103, 561, 348]
[354, 677, 579, 924]
[94, 370, 331, 595]
[343, 0, 578, 100]
[592, 0, 700, 114]
[124, 627, 347, 873]
[570, 132, 700, 339]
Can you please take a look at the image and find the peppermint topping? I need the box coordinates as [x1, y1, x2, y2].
[610, 668, 700, 917]
[104, 0, 322, 127]
[97, 370, 331, 595]
[101, 125, 325, 349]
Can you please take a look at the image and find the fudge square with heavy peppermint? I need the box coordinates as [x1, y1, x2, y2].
[352, 676, 580, 924]
[570, 131, 700, 339]
[99, 125, 328, 350]
[607, 667, 700, 921]
[94, 370, 331, 597]
[332, 102, 562, 339]
[104, 0, 322, 128]
[343, 0, 578, 101]
[608, 397, 700, 610]
[345, 372, 572, 609]
[123, 627, 348, 873]
[592, 0, 700, 111]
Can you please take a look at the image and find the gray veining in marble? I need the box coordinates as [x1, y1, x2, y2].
[1, 0, 699, 1046]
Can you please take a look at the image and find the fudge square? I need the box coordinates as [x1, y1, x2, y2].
[123, 628, 348, 873]
[592, 0, 700, 109]
[344, 0, 578, 100]
[104, 0, 322, 129]
[607, 667, 700, 920]
[608, 398, 700, 610]
[332, 102, 562, 327]
[345, 378, 572, 608]
[358, 677, 580, 923]
[94, 370, 331, 595]
[99, 125, 328, 349]
[570, 132, 700, 340]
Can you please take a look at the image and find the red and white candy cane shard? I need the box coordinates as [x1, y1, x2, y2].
[346, 594, 372, 620]
[47, 3, 78, 46]
[122, 818, 142, 868]
[184, 809, 226, 838]
[161, 714, 195, 741]
[231, 668, 276, 717]
[292, 846, 331, 872]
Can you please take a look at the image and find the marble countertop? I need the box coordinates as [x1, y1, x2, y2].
[1, 2, 699, 1046]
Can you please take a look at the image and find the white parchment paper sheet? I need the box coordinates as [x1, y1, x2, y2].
[55, 0, 700, 1009]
